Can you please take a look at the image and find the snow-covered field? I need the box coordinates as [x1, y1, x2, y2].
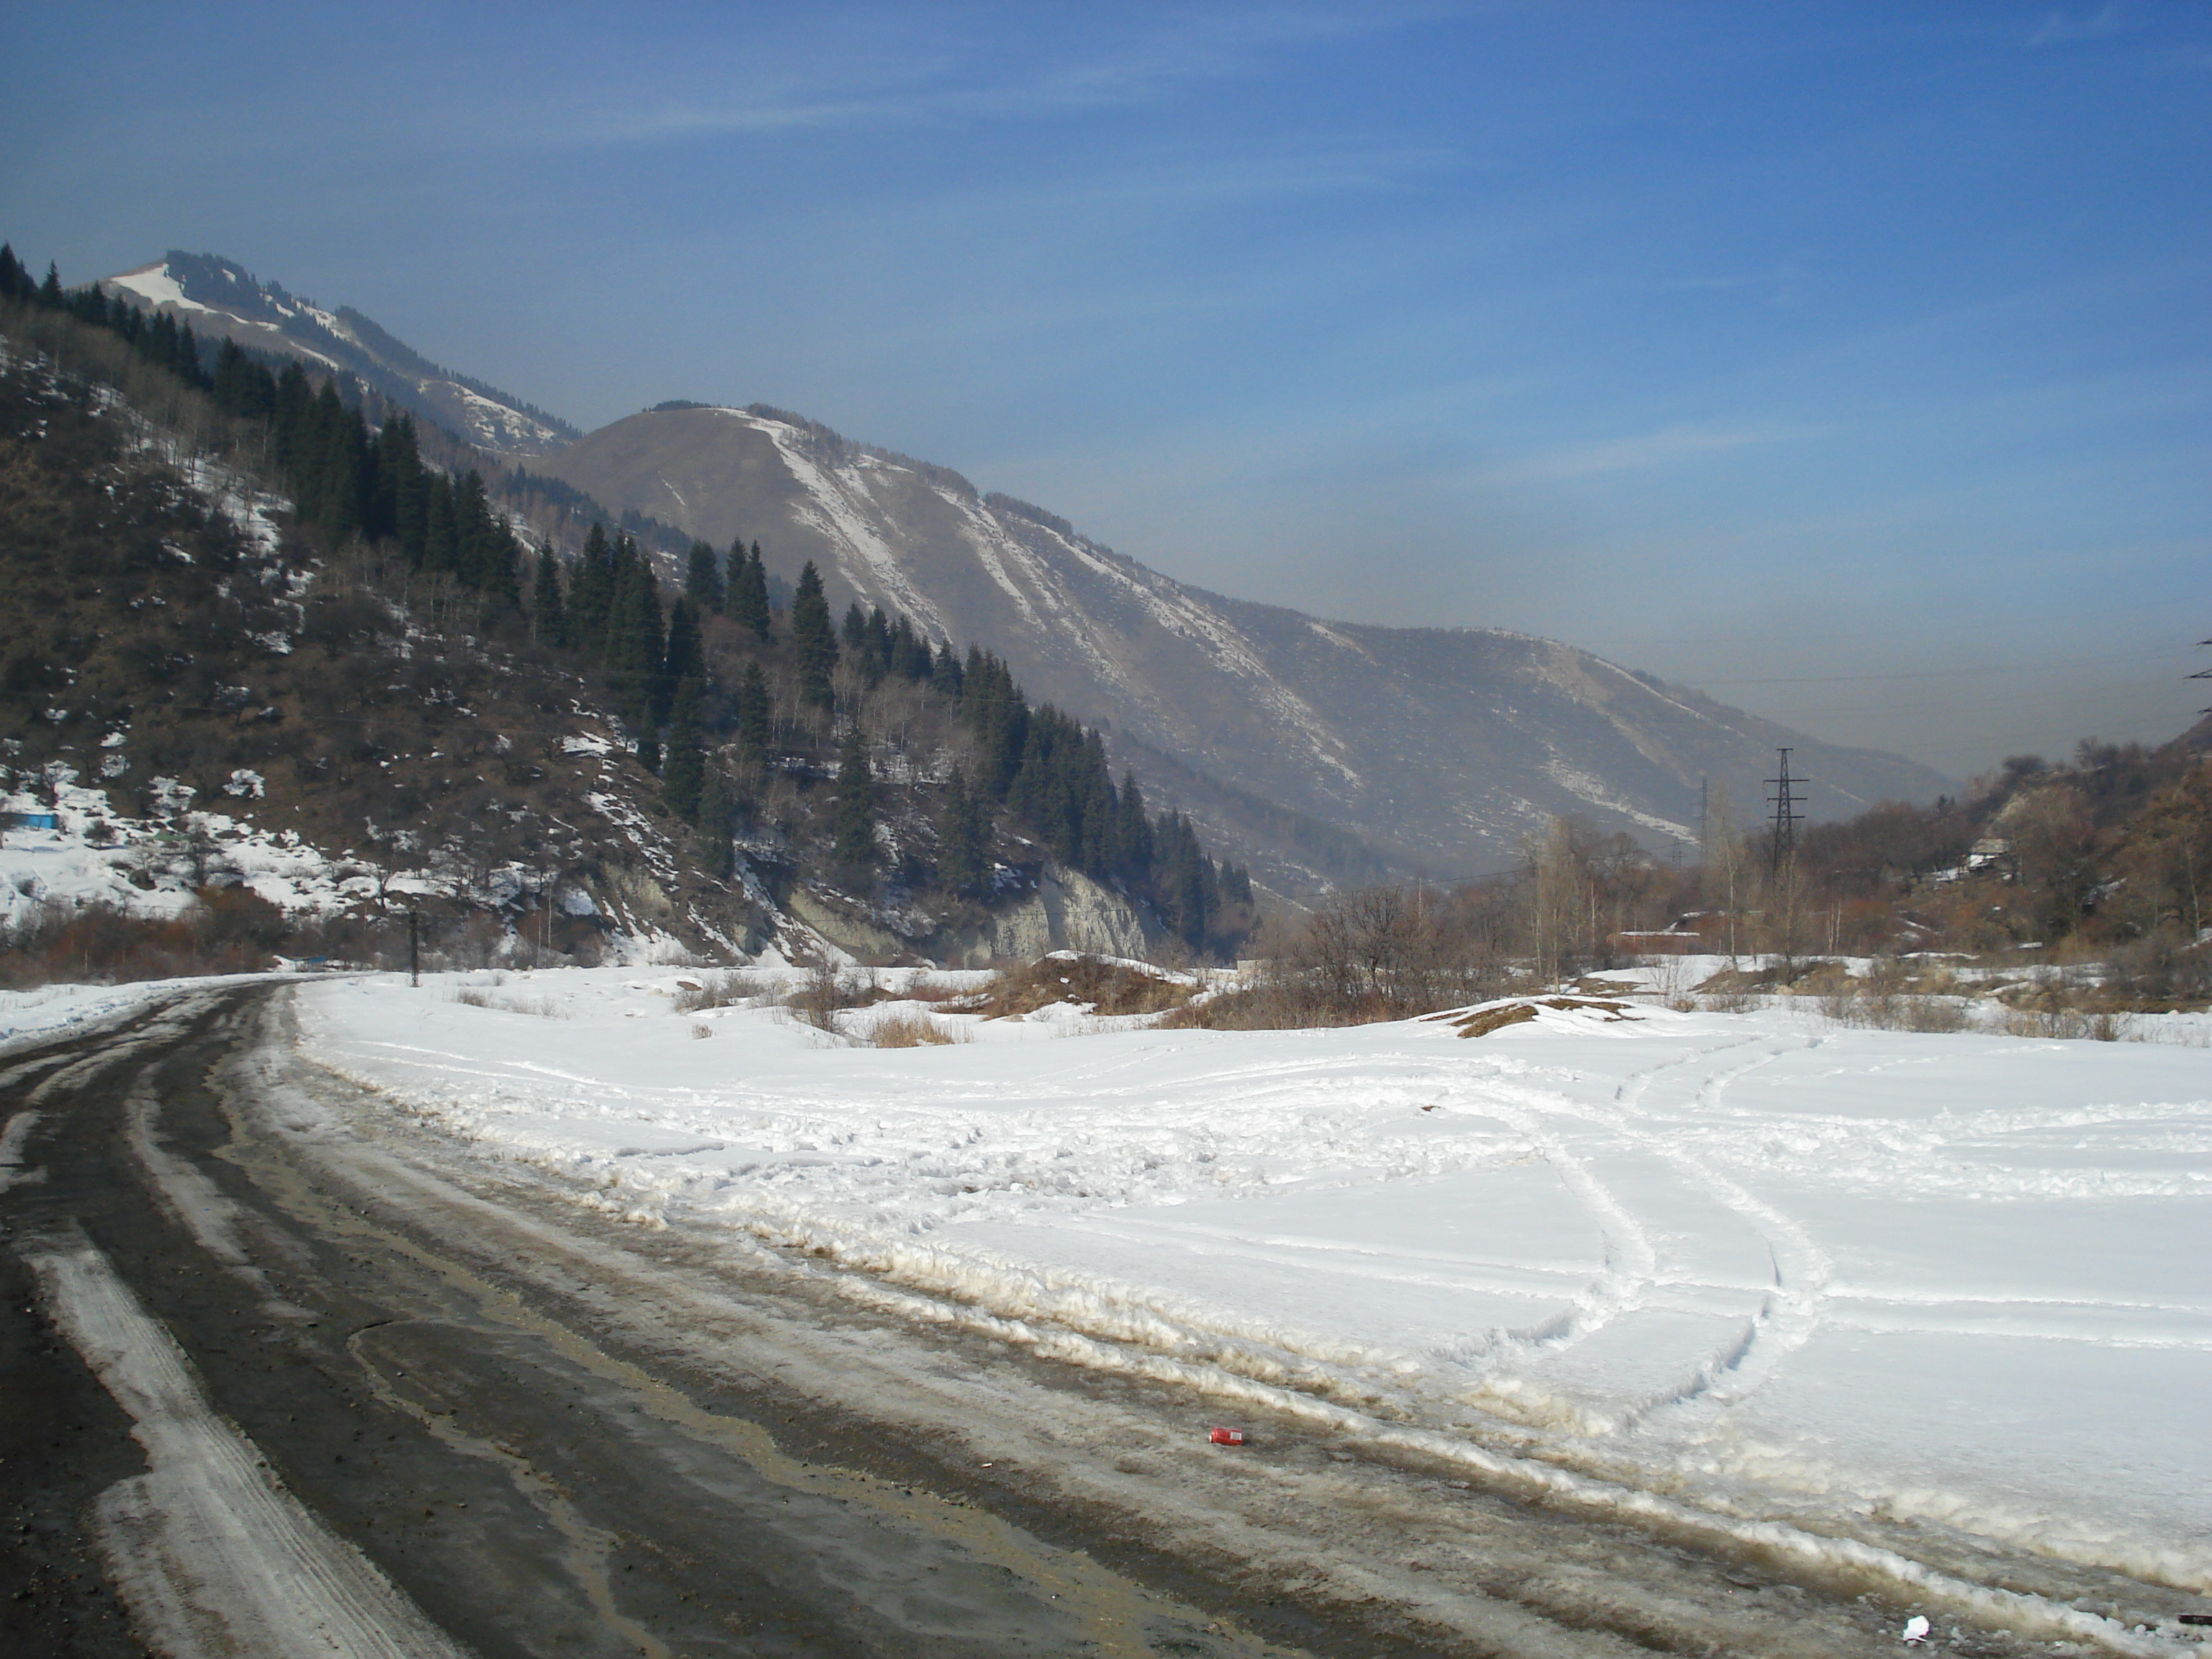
[296, 967, 2212, 1617]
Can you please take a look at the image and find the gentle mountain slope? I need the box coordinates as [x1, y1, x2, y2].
[544, 403, 1951, 875]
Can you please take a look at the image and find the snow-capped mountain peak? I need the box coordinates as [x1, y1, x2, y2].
[99, 253, 580, 457]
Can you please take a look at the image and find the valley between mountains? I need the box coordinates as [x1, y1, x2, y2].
[0, 244, 2204, 1659]
[99, 253, 1948, 888]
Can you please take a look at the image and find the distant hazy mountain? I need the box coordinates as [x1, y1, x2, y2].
[100, 253, 578, 457]
[92, 251, 1949, 881]
[543, 404, 1951, 878]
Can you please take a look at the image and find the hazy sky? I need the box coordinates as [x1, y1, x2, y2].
[4, 2, 2206, 779]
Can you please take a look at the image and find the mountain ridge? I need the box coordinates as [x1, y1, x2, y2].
[93, 252, 1954, 882]
[541, 402, 1953, 877]
[99, 252, 580, 457]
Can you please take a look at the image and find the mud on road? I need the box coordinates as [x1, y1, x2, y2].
[0, 986, 2105, 1658]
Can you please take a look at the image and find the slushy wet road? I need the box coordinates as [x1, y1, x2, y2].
[0, 984, 2096, 1658]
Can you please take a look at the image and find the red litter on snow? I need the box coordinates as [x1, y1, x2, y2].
[1209, 1427, 1246, 1446]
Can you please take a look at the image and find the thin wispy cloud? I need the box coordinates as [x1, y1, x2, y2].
[2028, 3, 2132, 46]
[4, 0, 2199, 770]
[555, 3, 1447, 147]
[1470, 423, 1810, 487]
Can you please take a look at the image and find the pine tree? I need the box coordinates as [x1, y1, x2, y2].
[932, 639, 964, 698]
[212, 339, 259, 417]
[453, 470, 518, 603]
[832, 722, 876, 870]
[1078, 766, 1118, 875]
[269, 363, 313, 475]
[567, 524, 616, 655]
[421, 479, 457, 573]
[660, 680, 706, 822]
[1115, 771, 1154, 879]
[531, 546, 567, 647]
[369, 415, 423, 544]
[729, 539, 771, 639]
[938, 765, 988, 898]
[1152, 811, 1218, 951]
[176, 321, 206, 389]
[737, 660, 772, 756]
[662, 596, 703, 706]
[696, 765, 735, 878]
[894, 616, 932, 680]
[791, 561, 839, 709]
[963, 652, 1028, 799]
[637, 721, 662, 775]
[684, 541, 724, 613]
[604, 552, 666, 723]
[1220, 863, 1254, 907]
[309, 382, 366, 539]
[868, 608, 894, 678]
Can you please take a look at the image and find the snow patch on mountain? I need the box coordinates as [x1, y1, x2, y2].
[742, 411, 954, 638]
[1545, 760, 1697, 845]
[1305, 620, 1377, 662]
[105, 263, 208, 314]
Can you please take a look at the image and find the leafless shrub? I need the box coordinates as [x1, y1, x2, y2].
[0, 878, 310, 989]
[1896, 996, 1971, 1033]
[1698, 986, 1762, 1014]
[1172, 885, 1514, 1030]
[779, 962, 883, 1031]
[673, 971, 750, 1013]
[1816, 957, 1974, 1033]
[1997, 1004, 2120, 1040]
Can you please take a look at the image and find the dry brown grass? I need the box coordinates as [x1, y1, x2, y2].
[858, 1011, 972, 1048]
[894, 974, 968, 1004]
[1449, 1003, 1539, 1037]
[963, 956, 1196, 1020]
[1437, 997, 1640, 1038]
[449, 989, 567, 1018]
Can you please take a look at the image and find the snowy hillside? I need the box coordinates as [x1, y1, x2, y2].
[100, 254, 579, 457]
[299, 968, 2212, 1642]
[544, 405, 1951, 878]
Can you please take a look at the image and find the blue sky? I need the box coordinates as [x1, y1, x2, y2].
[4, 1, 2206, 777]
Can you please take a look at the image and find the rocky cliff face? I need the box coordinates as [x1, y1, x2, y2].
[543, 405, 1951, 882]
[784, 866, 1148, 967]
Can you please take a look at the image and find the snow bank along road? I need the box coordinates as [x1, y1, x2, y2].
[3, 976, 2206, 1658]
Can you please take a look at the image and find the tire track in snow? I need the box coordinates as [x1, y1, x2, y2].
[0, 1107, 42, 1194]
[22, 1226, 475, 1659]
[1452, 1081, 1659, 1364]
[1599, 1034, 1835, 1423]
